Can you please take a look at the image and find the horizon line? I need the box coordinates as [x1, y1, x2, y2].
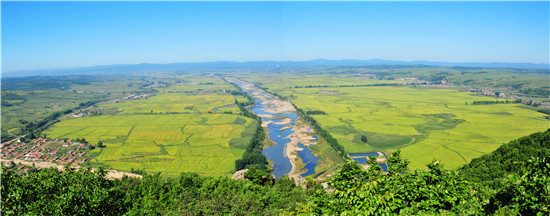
[3, 58, 550, 74]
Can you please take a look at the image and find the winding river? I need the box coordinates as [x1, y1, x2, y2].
[227, 78, 320, 179]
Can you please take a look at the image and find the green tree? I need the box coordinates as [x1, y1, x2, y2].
[361, 134, 368, 143]
[302, 150, 486, 215]
[1, 167, 129, 215]
[97, 141, 104, 148]
[386, 149, 409, 174]
[485, 157, 550, 215]
[244, 167, 274, 186]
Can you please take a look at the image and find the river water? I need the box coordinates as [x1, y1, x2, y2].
[228, 78, 319, 179]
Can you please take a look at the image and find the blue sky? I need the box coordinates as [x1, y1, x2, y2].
[2, 1, 549, 73]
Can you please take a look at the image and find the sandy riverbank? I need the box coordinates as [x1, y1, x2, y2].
[230, 78, 317, 179]
[285, 121, 317, 177]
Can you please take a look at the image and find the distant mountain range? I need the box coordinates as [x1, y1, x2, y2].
[3, 59, 549, 77]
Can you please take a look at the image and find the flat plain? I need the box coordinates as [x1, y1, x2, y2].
[5, 66, 549, 176]
[100, 93, 243, 114]
[271, 85, 548, 169]
[43, 114, 257, 177]
[1, 75, 151, 137]
[159, 75, 237, 92]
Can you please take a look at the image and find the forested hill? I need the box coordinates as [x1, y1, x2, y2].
[4, 59, 549, 77]
[459, 128, 550, 188]
[1, 130, 549, 215]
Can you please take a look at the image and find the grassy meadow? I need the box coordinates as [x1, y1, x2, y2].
[235, 73, 401, 91]
[43, 114, 257, 177]
[100, 93, 243, 114]
[1, 90, 111, 134]
[1, 75, 151, 136]
[159, 75, 237, 92]
[30, 74, 256, 177]
[274, 86, 549, 169]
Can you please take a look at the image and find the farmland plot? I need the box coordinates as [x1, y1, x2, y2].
[274, 86, 549, 169]
[43, 114, 256, 177]
[99, 93, 243, 114]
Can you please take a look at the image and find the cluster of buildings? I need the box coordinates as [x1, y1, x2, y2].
[99, 93, 153, 105]
[397, 77, 450, 86]
[1, 138, 93, 168]
[396, 77, 418, 82]
[425, 84, 454, 88]
[354, 73, 378, 79]
[469, 88, 522, 100]
[75, 90, 107, 94]
[143, 82, 167, 89]
[316, 90, 340, 95]
[71, 107, 103, 118]
[186, 90, 219, 95]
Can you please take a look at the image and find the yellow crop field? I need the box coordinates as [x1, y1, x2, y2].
[100, 93, 242, 114]
[43, 114, 257, 177]
[274, 86, 549, 169]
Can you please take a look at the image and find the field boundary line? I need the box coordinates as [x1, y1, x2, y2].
[122, 125, 136, 146]
[441, 144, 468, 163]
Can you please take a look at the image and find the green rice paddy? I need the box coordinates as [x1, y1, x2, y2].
[100, 93, 243, 114]
[43, 114, 257, 177]
[274, 86, 549, 169]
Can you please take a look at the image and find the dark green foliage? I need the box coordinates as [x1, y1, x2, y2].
[231, 84, 269, 170]
[1, 93, 28, 106]
[292, 103, 347, 158]
[484, 157, 550, 215]
[2, 93, 27, 101]
[124, 172, 310, 215]
[1, 76, 108, 91]
[459, 128, 550, 189]
[130, 168, 147, 175]
[97, 141, 104, 148]
[360, 134, 368, 143]
[386, 149, 409, 174]
[235, 153, 268, 171]
[537, 108, 550, 115]
[429, 75, 446, 81]
[1, 128, 15, 142]
[1, 78, 77, 91]
[1, 167, 129, 215]
[306, 110, 326, 115]
[244, 167, 274, 186]
[2, 168, 310, 215]
[301, 153, 487, 215]
[471, 99, 522, 105]
[246, 121, 266, 154]
[520, 88, 550, 97]
[75, 138, 88, 143]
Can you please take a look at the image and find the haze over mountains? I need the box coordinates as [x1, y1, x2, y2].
[3, 59, 549, 78]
